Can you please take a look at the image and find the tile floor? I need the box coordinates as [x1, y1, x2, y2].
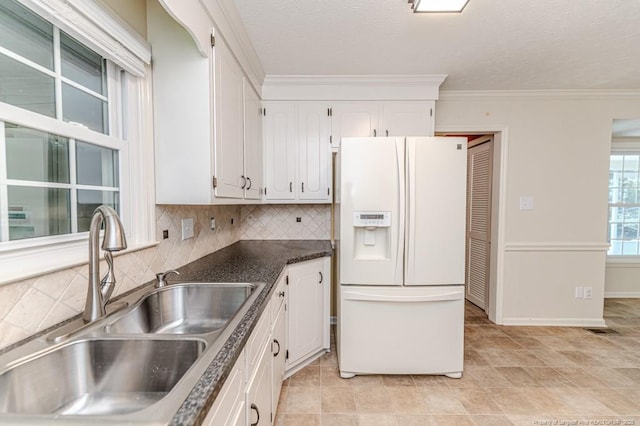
[274, 299, 640, 426]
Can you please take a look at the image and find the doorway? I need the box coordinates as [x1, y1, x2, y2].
[437, 132, 500, 318]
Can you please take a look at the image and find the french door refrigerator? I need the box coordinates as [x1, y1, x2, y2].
[336, 136, 467, 379]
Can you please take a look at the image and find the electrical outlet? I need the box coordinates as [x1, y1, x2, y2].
[575, 287, 584, 299]
[181, 218, 195, 240]
[162, 230, 169, 239]
[210, 217, 216, 230]
[583, 287, 593, 299]
[296, 217, 302, 223]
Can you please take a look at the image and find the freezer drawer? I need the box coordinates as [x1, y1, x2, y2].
[338, 285, 464, 378]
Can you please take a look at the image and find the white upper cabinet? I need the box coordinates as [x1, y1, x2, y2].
[244, 84, 263, 200]
[214, 36, 245, 199]
[213, 36, 264, 201]
[330, 101, 434, 149]
[381, 101, 434, 137]
[264, 102, 296, 201]
[330, 102, 381, 144]
[149, 0, 213, 204]
[297, 103, 331, 201]
[148, 2, 263, 204]
[263, 102, 331, 203]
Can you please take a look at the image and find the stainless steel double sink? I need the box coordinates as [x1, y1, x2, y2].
[0, 282, 264, 424]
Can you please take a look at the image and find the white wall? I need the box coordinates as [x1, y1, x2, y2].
[605, 263, 640, 297]
[436, 91, 640, 326]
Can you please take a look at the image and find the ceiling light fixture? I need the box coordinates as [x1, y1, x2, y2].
[410, 0, 470, 13]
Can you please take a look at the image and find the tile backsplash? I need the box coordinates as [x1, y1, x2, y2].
[240, 204, 331, 240]
[0, 203, 330, 350]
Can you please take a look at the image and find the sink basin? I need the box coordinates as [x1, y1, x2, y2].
[0, 338, 205, 415]
[105, 283, 257, 335]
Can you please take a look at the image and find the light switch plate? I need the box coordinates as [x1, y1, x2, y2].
[181, 218, 195, 240]
[519, 196, 534, 210]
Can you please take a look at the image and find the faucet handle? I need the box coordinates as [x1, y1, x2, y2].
[156, 270, 180, 288]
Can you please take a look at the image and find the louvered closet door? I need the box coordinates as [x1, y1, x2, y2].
[466, 138, 493, 309]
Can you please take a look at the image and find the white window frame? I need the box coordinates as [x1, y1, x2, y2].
[0, 0, 154, 284]
[607, 139, 640, 263]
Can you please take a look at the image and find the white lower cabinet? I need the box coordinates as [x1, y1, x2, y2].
[202, 350, 246, 426]
[271, 287, 287, 415]
[286, 257, 331, 373]
[246, 343, 272, 425]
[203, 257, 330, 425]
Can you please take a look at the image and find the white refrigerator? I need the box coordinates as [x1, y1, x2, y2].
[336, 136, 467, 379]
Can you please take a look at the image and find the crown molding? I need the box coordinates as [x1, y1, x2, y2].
[440, 89, 640, 101]
[262, 75, 448, 101]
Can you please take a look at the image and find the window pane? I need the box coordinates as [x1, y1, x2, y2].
[624, 207, 640, 221]
[608, 240, 622, 256]
[0, 53, 55, 117]
[610, 155, 624, 172]
[622, 240, 638, 255]
[623, 188, 639, 204]
[62, 83, 108, 133]
[0, 0, 53, 69]
[624, 156, 640, 172]
[8, 186, 71, 240]
[76, 141, 119, 187]
[60, 32, 106, 95]
[610, 206, 624, 222]
[609, 187, 622, 203]
[5, 123, 70, 183]
[610, 223, 624, 239]
[624, 223, 639, 240]
[77, 190, 119, 232]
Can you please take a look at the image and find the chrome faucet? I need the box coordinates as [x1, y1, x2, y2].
[155, 270, 180, 288]
[83, 205, 127, 323]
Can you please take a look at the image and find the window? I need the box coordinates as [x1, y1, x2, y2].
[0, 0, 152, 282]
[0, 0, 122, 245]
[3, 123, 120, 241]
[608, 153, 640, 255]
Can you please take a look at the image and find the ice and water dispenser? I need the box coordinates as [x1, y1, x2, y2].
[352, 211, 391, 260]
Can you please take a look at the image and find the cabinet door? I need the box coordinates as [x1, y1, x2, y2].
[244, 82, 263, 200]
[287, 258, 330, 368]
[271, 300, 286, 416]
[330, 102, 380, 149]
[264, 102, 296, 200]
[381, 101, 434, 137]
[246, 344, 272, 426]
[214, 37, 245, 199]
[297, 103, 331, 201]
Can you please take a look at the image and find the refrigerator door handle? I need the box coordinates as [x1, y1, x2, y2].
[405, 139, 415, 283]
[342, 290, 463, 303]
[395, 138, 405, 283]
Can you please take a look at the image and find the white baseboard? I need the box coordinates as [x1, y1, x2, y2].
[604, 292, 640, 298]
[501, 317, 607, 327]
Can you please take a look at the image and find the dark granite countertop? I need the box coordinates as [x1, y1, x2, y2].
[169, 240, 333, 426]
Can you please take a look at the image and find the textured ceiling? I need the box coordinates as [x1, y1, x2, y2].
[230, 0, 640, 91]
